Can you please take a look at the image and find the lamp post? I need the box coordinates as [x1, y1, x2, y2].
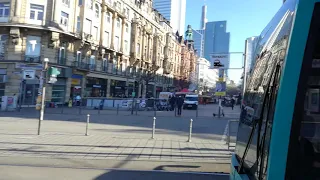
[37, 58, 49, 135]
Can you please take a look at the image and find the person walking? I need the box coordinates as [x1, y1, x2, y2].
[176, 96, 184, 116]
[169, 95, 176, 111]
[231, 97, 235, 110]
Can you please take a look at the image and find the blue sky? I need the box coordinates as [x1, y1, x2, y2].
[185, 0, 282, 82]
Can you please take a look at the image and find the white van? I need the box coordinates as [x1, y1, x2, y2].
[183, 94, 199, 110]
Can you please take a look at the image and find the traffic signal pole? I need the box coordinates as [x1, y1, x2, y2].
[37, 58, 49, 135]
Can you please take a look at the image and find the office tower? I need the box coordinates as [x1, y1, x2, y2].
[200, 5, 207, 29]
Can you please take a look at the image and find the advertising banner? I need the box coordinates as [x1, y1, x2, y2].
[215, 81, 226, 96]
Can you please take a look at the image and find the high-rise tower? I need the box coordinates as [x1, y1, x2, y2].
[200, 5, 207, 29]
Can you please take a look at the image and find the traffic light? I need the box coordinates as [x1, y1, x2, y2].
[48, 67, 60, 84]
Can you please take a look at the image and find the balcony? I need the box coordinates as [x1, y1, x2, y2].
[88, 64, 96, 71]
[58, 57, 66, 65]
[72, 61, 90, 70]
[25, 55, 41, 63]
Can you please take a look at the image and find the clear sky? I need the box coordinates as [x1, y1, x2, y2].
[185, 0, 282, 82]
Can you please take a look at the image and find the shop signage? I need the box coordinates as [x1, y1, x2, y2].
[71, 78, 81, 85]
[16, 63, 43, 70]
[93, 85, 101, 88]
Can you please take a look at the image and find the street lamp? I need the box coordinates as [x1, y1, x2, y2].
[37, 58, 49, 135]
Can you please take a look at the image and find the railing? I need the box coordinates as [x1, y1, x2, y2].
[25, 55, 41, 63]
[72, 61, 89, 70]
[58, 58, 66, 65]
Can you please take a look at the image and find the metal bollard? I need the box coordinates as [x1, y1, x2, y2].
[135, 103, 138, 115]
[117, 104, 119, 115]
[227, 121, 231, 149]
[152, 117, 156, 139]
[188, 119, 193, 142]
[154, 105, 156, 117]
[174, 106, 177, 117]
[85, 114, 90, 136]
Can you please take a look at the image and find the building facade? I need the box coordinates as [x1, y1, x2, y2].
[203, 21, 230, 75]
[0, 0, 192, 106]
[153, 0, 186, 35]
[196, 58, 218, 93]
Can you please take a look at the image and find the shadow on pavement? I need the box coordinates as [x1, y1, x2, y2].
[94, 169, 229, 180]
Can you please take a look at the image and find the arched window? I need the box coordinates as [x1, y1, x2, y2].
[106, 12, 111, 23]
[95, 4, 99, 17]
[125, 23, 129, 33]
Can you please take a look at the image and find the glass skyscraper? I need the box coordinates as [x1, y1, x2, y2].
[192, 29, 204, 58]
[204, 21, 230, 74]
[153, 0, 186, 34]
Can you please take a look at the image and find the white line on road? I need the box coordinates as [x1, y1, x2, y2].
[220, 120, 229, 143]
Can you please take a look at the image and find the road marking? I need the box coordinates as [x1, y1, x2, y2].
[221, 120, 229, 143]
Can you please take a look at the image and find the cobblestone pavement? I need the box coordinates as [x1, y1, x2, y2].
[0, 106, 239, 177]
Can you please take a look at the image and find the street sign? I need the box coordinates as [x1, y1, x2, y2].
[23, 70, 35, 80]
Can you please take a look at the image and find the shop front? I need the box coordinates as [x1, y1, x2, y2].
[51, 78, 67, 104]
[156, 86, 163, 98]
[85, 77, 107, 97]
[146, 84, 154, 98]
[70, 74, 83, 100]
[110, 80, 126, 98]
[127, 82, 139, 98]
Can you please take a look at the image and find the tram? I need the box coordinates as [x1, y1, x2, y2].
[231, 0, 320, 179]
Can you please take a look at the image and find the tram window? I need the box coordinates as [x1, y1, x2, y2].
[298, 73, 320, 179]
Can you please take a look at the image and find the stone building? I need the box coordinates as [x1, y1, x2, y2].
[0, 0, 186, 106]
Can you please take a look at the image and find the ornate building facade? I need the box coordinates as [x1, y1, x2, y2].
[0, 0, 195, 106]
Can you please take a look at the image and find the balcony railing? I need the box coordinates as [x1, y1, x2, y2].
[58, 57, 66, 65]
[25, 55, 41, 63]
[89, 64, 96, 71]
[72, 61, 90, 70]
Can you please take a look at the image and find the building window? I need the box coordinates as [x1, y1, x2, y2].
[125, 23, 129, 33]
[104, 31, 109, 47]
[84, 18, 92, 34]
[0, 35, 8, 60]
[76, 51, 82, 65]
[87, 0, 93, 9]
[76, 16, 81, 32]
[116, 2, 121, 11]
[0, 69, 6, 98]
[62, 0, 69, 6]
[115, 36, 119, 51]
[58, 45, 67, 65]
[95, 3, 99, 18]
[60, 11, 69, 26]
[26, 36, 41, 57]
[124, 40, 128, 53]
[89, 55, 95, 70]
[116, 18, 120, 28]
[106, 12, 111, 23]
[30, 4, 44, 20]
[126, 8, 129, 19]
[0, 3, 10, 17]
[93, 26, 98, 40]
[78, 0, 83, 6]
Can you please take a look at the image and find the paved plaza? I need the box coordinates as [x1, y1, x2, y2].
[0, 104, 240, 179]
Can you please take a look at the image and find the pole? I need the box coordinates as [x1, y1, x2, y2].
[135, 101, 138, 115]
[196, 106, 198, 117]
[117, 104, 119, 115]
[188, 119, 193, 142]
[37, 60, 49, 135]
[85, 114, 90, 136]
[152, 117, 156, 139]
[218, 98, 221, 118]
[18, 79, 24, 112]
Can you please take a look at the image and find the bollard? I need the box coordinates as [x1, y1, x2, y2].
[98, 105, 101, 114]
[85, 114, 90, 136]
[174, 106, 177, 117]
[117, 104, 119, 115]
[188, 119, 193, 142]
[152, 117, 156, 139]
[227, 121, 231, 149]
[79, 106, 82, 115]
[135, 103, 138, 115]
[61, 104, 64, 114]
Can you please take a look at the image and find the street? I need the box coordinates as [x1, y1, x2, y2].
[0, 104, 240, 179]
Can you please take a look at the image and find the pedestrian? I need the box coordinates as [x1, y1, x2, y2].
[176, 96, 184, 116]
[169, 95, 176, 111]
[231, 97, 235, 110]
